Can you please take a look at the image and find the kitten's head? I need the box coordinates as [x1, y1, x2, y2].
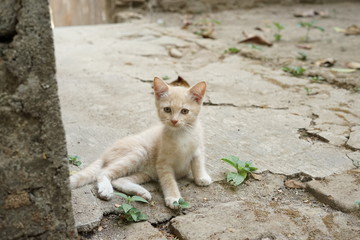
[153, 77, 206, 129]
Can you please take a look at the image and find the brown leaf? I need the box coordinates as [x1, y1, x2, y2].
[315, 58, 336, 68]
[239, 34, 272, 47]
[285, 179, 306, 189]
[294, 9, 317, 17]
[344, 25, 360, 35]
[169, 76, 190, 88]
[294, 9, 329, 18]
[250, 173, 263, 181]
[296, 44, 312, 50]
[346, 62, 360, 69]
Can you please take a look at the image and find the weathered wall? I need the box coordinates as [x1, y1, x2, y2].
[49, 0, 354, 26]
[0, 0, 76, 239]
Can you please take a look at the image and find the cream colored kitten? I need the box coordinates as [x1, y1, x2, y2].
[70, 77, 212, 209]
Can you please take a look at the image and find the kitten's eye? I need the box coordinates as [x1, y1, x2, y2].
[181, 108, 189, 114]
[163, 107, 171, 113]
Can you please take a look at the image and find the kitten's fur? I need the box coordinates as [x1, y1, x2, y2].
[70, 77, 212, 209]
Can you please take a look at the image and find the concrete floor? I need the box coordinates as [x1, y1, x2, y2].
[55, 3, 360, 239]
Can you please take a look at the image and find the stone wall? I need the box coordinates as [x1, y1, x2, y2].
[0, 0, 76, 239]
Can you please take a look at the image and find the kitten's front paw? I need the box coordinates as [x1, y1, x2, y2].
[165, 197, 181, 209]
[195, 174, 212, 186]
[97, 178, 114, 201]
[139, 191, 152, 202]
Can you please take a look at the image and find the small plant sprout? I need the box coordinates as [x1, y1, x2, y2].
[225, 47, 240, 54]
[298, 21, 325, 42]
[309, 75, 326, 83]
[248, 44, 263, 51]
[162, 75, 170, 80]
[273, 22, 284, 41]
[114, 192, 149, 222]
[297, 52, 308, 61]
[282, 66, 306, 76]
[221, 156, 258, 186]
[173, 198, 191, 209]
[68, 155, 82, 166]
[356, 201, 360, 207]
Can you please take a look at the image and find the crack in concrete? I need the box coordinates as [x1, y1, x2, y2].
[345, 154, 360, 168]
[203, 99, 288, 110]
[298, 128, 330, 143]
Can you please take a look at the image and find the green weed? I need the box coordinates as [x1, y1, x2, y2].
[248, 44, 263, 51]
[225, 47, 240, 54]
[68, 155, 82, 166]
[298, 21, 324, 42]
[221, 156, 257, 186]
[297, 52, 308, 61]
[282, 66, 306, 76]
[173, 198, 191, 209]
[115, 192, 149, 222]
[273, 22, 284, 41]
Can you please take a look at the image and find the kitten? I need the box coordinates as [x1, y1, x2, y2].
[70, 77, 212, 209]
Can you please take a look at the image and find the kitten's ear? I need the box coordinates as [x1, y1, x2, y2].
[153, 77, 169, 99]
[189, 81, 206, 103]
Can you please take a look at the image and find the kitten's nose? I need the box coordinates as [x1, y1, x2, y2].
[171, 120, 178, 125]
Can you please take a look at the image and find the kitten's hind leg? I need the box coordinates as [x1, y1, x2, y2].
[112, 173, 152, 201]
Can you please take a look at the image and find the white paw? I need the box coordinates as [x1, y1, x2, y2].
[195, 174, 212, 186]
[97, 177, 114, 201]
[139, 191, 152, 201]
[165, 197, 181, 209]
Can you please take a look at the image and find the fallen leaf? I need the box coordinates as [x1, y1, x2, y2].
[169, 76, 190, 88]
[239, 33, 272, 47]
[296, 44, 312, 50]
[285, 179, 306, 189]
[344, 25, 360, 35]
[294, 9, 317, 17]
[315, 58, 336, 67]
[254, 26, 271, 32]
[250, 173, 263, 180]
[181, 15, 193, 29]
[294, 9, 329, 18]
[330, 68, 356, 73]
[346, 62, 360, 69]
[334, 27, 345, 33]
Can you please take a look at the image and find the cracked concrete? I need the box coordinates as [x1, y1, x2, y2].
[55, 2, 360, 239]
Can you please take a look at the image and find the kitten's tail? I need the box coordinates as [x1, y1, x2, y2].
[69, 159, 102, 189]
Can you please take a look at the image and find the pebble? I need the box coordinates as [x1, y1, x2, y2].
[169, 48, 183, 58]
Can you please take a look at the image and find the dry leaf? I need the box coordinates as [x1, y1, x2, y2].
[294, 9, 317, 17]
[181, 15, 193, 29]
[285, 179, 306, 189]
[294, 9, 329, 18]
[344, 25, 360, 35]
[239, 34, 272, 47]
[346, 62, 360, 69]
[296, 44, 312, 50]
[330, 68, 356, 73]
[169, 76, 190, 88]
[315, 58, 336, 67]
[250, 173, 263, 181]
[334, 27, 345, 33]
[254, 27, 271, 32]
